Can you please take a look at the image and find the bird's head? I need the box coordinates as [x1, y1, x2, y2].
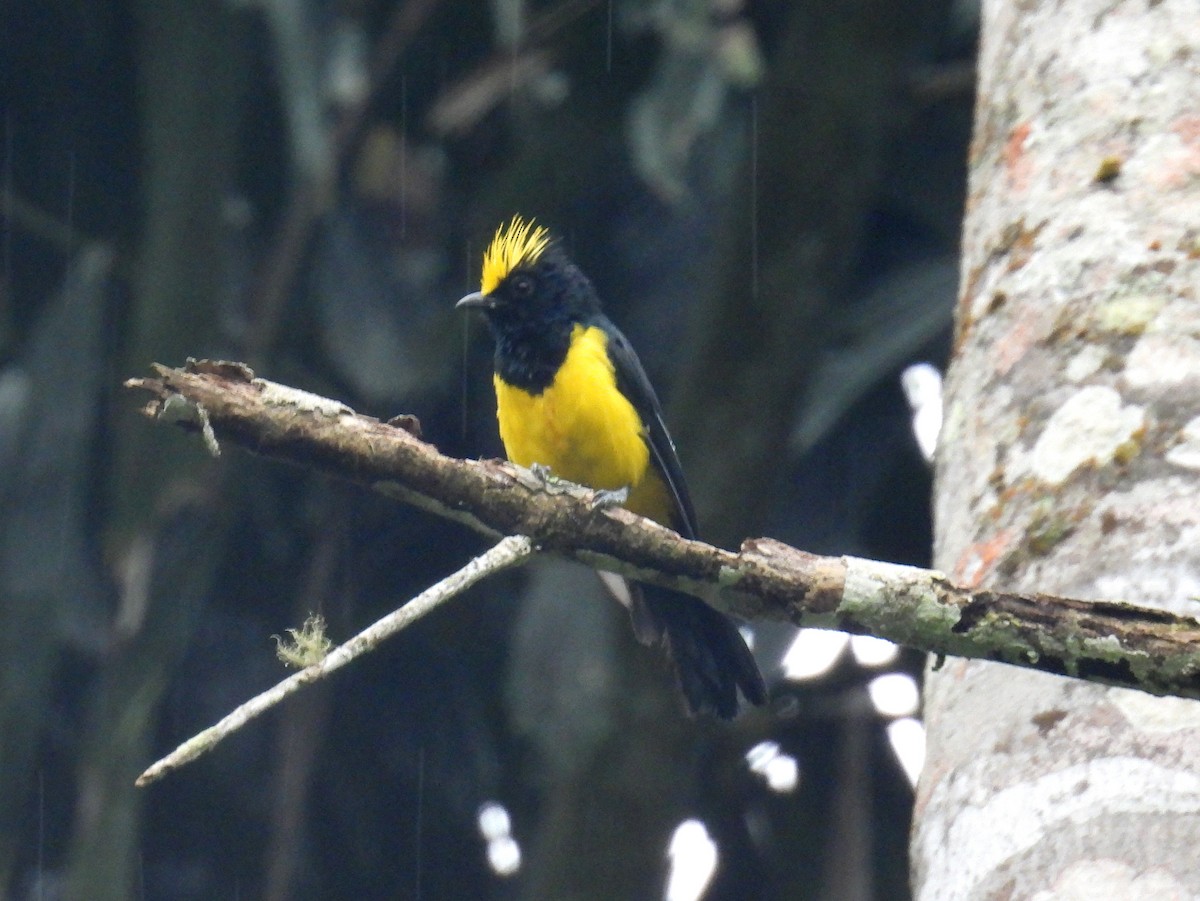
[456, 216, 600, 338]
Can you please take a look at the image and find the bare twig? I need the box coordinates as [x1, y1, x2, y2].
[425, 0, 604, 136]
[125, 361, 1200, 707]
[135, 534, 535, 787]
[0, 190, 86, 254]
[245, 0, 442, 357]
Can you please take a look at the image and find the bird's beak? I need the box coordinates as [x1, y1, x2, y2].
[456, 291, 495, 311]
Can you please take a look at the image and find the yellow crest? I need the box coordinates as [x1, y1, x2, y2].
[481, 216, 551, 295]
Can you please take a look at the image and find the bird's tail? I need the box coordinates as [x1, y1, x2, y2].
[631, 585, 766, 719]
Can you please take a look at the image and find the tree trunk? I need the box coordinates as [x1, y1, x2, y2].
[914, 1, 1200, 898]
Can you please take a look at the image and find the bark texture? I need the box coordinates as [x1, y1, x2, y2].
[127, 361, 1200, 702]
[913, 1, 1200, 898]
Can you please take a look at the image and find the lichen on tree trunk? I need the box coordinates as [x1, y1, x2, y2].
[913, 1, 1200, 897]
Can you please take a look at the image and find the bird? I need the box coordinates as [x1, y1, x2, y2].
[457, 215, 766, 718]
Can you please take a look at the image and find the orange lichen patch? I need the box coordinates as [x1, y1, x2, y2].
[955, 219, 1044, 354]
[994, 305, 1042, 376]
[1003, 121, 1033, 192]
[1150, 115, 1200, 190]
[1172, 114, 1200, 146]
[953, 529, 1016, 588]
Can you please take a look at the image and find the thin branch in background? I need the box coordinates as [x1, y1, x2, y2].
[135, 534, 536, 787]
[329, 0, 445, 174]
[245, 0, 443, 358]
[523, 0, 603, 45]
[0, 191, 85, 256]
[425, 0, 603, 135]
[426, 50, 554, 137]
[245, 0, 606, 355]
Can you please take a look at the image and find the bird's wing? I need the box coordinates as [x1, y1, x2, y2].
[597, 316, 699, 539]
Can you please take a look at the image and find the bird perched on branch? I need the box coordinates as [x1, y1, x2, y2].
[457, 216, 766, 718]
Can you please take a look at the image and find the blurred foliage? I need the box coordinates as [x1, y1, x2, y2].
[0, 0, 973, 897]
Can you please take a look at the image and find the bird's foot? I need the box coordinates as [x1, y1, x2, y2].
[589, 485, 630, 510]
[529, 462, 556, 482]
[525, 462, 574, 495]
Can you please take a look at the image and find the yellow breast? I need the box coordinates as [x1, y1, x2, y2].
[495, 323, 651, 496]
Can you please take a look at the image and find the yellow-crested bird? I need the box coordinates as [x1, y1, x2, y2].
[457, 217, 765, 717]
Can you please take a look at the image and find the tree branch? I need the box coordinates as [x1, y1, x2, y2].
[126, 360, 1200, 705]
[135, 533, 535, 786]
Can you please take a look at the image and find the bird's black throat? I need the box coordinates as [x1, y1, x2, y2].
[490, 317, 572, 395]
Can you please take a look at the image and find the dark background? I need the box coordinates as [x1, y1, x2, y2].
[0, 0, 973, 898]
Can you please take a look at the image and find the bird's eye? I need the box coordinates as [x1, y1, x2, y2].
[510, 274, 535, 298]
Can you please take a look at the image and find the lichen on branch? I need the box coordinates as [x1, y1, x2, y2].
[126, 359, 1200, 704]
